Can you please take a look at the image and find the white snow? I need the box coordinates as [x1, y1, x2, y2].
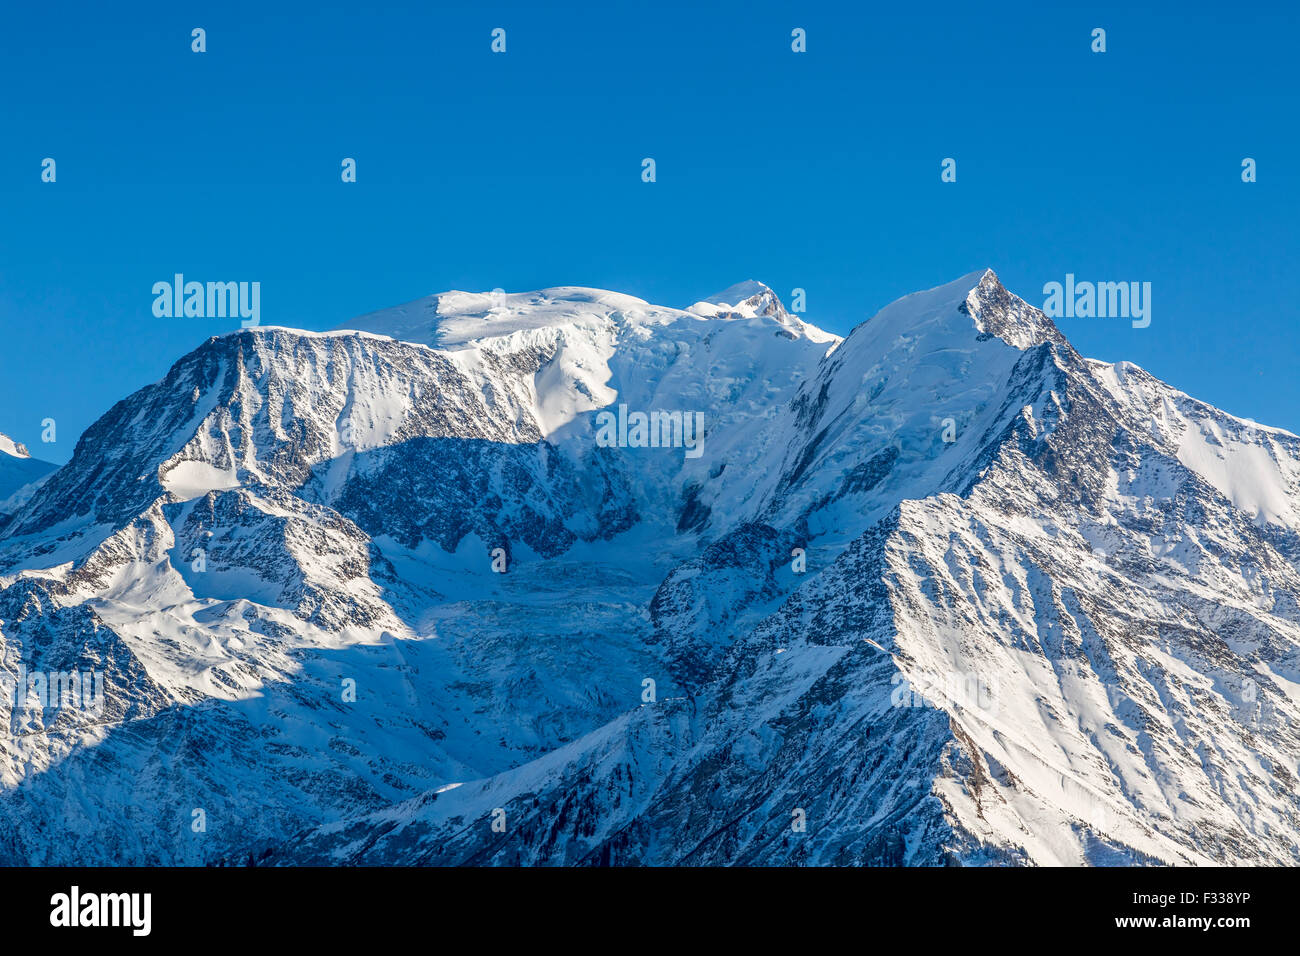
[0, 433, 30, 459]
[1090, 359, 1300, 528]
[160, 460, 240, 501]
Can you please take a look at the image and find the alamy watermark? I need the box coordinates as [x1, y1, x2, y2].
[1042, 274, 1151, 328]
[2, 664, 105, 718]
[891, 671, 998, 713]
[594, 403, 705, 459]
[152, 274, 260, 327]
[50, 886, 151, 936]
[0, 620, 105, 722]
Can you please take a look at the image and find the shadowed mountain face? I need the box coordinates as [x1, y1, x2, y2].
[2, 271, 1299, 866]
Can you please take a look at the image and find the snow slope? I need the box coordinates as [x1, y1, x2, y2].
[0, 433, 56, 518]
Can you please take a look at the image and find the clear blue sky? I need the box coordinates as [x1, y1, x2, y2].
[1, 0, 1296, 463]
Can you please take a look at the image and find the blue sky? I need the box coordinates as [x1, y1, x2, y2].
[1, 0, 1296, 463]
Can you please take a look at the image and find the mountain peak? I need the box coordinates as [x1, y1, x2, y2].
[692, 280, 785, 318]
[0, 431, 56, 513]
[0, 433, 31, 460]
[337, 282, 840, 351]
[688, 281, 839, 344]
[959, 267, 1065, 350]
[701, 279, 775, 306]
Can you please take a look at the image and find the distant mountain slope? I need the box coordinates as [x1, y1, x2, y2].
[0, 433, 56, 520]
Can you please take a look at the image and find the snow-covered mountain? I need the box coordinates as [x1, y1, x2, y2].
[0, 433, 56, 522]
[2, 271, 1299, 866]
